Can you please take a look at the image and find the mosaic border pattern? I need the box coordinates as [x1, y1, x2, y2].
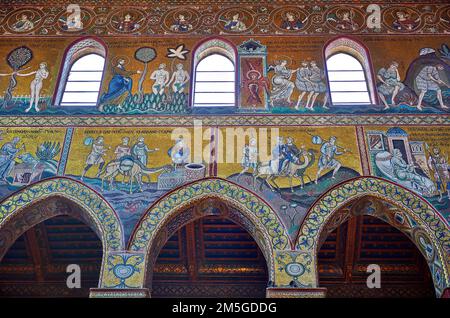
[2, 0, 448, 4]
[0, 3, 449, 36]
[0, 177, 124, 250]
[0, 114, 449, 127]
[128, 178, 290, 252]
[295, 177, 450, 294]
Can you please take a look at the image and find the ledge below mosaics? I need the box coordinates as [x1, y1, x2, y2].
[0, 114, 449, 127]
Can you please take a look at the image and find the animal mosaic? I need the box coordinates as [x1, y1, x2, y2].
[0, 1, 448, 299]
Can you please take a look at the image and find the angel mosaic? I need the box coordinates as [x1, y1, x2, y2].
[241, 68, 270, 106]
[268, 60, 297, 106]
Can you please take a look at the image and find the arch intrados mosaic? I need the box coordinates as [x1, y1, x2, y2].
[295, 176, 450, 295]
[0, 177, 124, 251]
[143, 198, 275, 286]
[193, 37, 236, 62]
[313, 194, 446, 296]
[0, 196, 106, 262]
[127, 178, 291, 253]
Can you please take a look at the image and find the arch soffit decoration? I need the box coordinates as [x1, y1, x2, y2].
[0, 177, 124, 251]
[295, 176, 450, 295]
[144, 199, 276, 284]
[193, 37, 236, 64]
[128, 178, 290, 256]
[53, 36, 107, 105]
[0, 196, 104, 261]
[324, 36, 377, 103]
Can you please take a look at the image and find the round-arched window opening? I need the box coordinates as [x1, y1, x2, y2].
[326, 53, 371, 105]
[193, 54, 236, 107]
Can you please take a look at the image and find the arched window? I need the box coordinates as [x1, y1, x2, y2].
[326, 53, 370, 105]
[60, 54, 105, 107]
[54, 38, 106, 107]
[324, 37, 377, 105]
[192, 38, 236, 107]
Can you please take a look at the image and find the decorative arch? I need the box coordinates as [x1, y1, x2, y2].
[144, 198, 273, 287]
[324, 36, 378, 105]
[0, 177, 124, 255]
[52, 36, 108, 107]
[128, 178, 290, 284]
[192, 37, 237, 65]
[190, 37, 238, 108]
[296, 177, 449, 297]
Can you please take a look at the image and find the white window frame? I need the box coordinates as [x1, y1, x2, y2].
[191, 38, 237, 108]
[324, 37, 377, 106]
[326, 52, 371, 105]
[59, 53, 105, 107]
[54, 38, 106, 107]
[193, 53, 236, 107]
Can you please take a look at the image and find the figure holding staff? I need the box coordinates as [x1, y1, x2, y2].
[308, 133, 349, 183]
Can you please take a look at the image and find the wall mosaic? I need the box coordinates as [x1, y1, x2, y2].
[0, 4, 448, 37]
[295, 177, 450, 296]
[0, 35, 449, 116]
[100, 252, 145, 289]
[364, 126, 450, 223]
[64, 127, 209, 241]
[0, 124, 446, 276]
[128, 178, 290, 253]
[0, 1, 448, 297]
[0, 127, 65, 198]
[218, 125, 362, 240]
[0, 177, 124, 251]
